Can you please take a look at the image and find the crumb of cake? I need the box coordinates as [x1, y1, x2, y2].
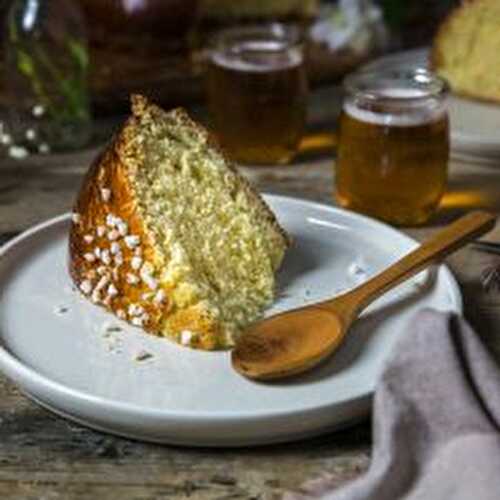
[100, 188, 111, 202]
[116, 309, 126, 319]
[114, 254, 124, 267]
[54, 305, 69, 315]
[134, 350, 153, 362]
[101, 323, 124, 353]
[348, 261, 368, 282]
[349, 263, 364, 275]
[83, 234, 94, 244]
[97, 226, 106, 237]
[107, 284, 118, 297]
[102, 322, 123, 333]
[72, 213, 81, 223]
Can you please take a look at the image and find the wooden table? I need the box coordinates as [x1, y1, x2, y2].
[1, 110, 500, 499]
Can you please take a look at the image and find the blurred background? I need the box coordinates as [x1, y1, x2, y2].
[0, 0, 460, 154]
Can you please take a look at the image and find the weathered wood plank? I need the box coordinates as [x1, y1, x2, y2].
[1, 144, 500, 498]
[0, 378, 370, 498]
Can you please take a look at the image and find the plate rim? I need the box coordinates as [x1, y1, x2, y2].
[0, 194, 463, 423]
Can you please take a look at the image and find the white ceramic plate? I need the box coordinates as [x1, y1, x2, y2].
[0, 195, 461, 447]
[361, 48, 500, 161]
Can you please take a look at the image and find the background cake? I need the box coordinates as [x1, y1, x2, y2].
[431, 0, 500, 103]
[69, 95, 289, 350]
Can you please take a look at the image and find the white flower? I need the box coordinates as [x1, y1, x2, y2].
[8, 145, 29, 159]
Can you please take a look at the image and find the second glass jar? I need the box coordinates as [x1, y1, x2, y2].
[336, 68, 449, 226]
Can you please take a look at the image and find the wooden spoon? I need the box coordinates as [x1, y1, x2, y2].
[232, 211, 496, 380]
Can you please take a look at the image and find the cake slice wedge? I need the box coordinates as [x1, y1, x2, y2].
[69, 95, 289, 350]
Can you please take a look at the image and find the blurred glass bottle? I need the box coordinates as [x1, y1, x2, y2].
[4, 0, 91, 152]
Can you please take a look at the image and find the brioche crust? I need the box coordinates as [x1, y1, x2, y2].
[69, 119, 168, 337]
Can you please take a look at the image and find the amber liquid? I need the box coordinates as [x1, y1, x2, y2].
[336, 106, 449, 226]
[207, 43, 308, 165]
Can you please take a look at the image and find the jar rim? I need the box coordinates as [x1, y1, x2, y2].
[343, 67, 449, 102]
[210, 23, 303, 55]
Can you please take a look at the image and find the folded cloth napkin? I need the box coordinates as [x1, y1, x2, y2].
[285, 309, 500, 500]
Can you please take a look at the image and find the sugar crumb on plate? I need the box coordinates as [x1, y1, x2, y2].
[101, 322, 123, 334]
[54, 305, 69, 315]
[134, 350, 154, 362]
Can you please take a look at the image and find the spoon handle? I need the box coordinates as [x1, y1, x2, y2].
[334, 211, 496, 314]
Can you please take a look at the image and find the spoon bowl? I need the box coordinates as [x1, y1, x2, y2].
[232, 211, 496, 380]
[232, 306, 345, 380]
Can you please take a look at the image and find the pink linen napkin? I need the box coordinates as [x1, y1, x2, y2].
[285, 309, 500, 500]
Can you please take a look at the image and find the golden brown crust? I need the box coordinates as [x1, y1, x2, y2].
[69, 117, 168, 336]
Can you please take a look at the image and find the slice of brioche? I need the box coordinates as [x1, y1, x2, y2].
[69, 95, 289, 350]
[431, 0, 500, 103]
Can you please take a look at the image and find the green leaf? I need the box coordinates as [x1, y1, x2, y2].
[67, 39, 88, 70]
[17, 49, 35, 77]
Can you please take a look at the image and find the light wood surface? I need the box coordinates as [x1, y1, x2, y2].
[1, 89, 500, 498]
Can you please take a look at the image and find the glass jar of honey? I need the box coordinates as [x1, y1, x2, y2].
[335, 68, 449, 226]
[207, 24, 308, 165]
